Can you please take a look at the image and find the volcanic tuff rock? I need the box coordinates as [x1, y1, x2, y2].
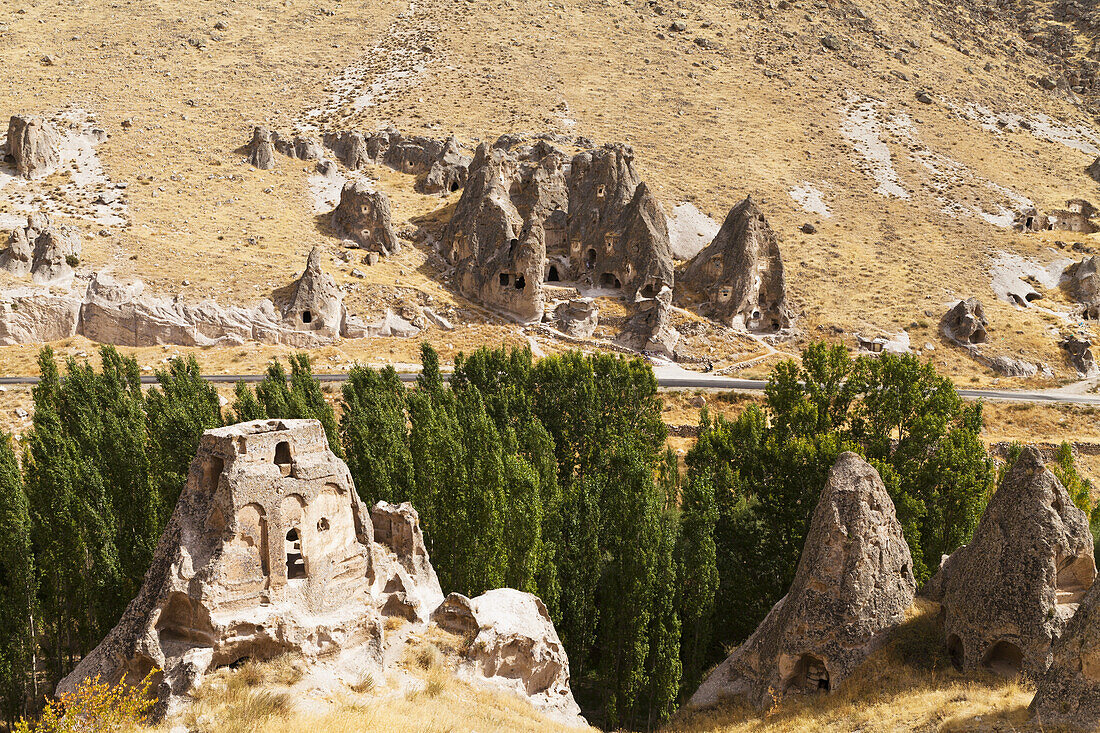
[432, 589, 584, 726]
[56, 420, 397, 717]
[56, 420, 583, 723]
[322, 128, 471, 191]
[5, 115, 60, 179]
[617, 289, 679, 358]
[550, 298, 599, 338]
[679, 197, 792, 332]
[1030, 581, 1100, 730]
[331, 181, 401, 254]
[1, 212, 81, 284]
[1062, 333, 1099, 377]
[441, 143, 560, 322]
[245, 126, 276, 169]
[688, 452, 915, 710]
[922, 447, 1095, 677]
[941, 298, 989, 345]
[282, 246, 347, 339]
[1064, 256, 1100, 319]
[566, 143, 674, 298]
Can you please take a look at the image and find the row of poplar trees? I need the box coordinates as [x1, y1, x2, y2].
[0, 341, 1024, 730]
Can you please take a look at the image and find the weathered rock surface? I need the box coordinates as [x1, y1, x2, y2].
[922, 447, 1095, 677]
[1088, 156, 1100, 184]
[550, 298, 599, 338]
[689, 452, 915, 710]
[1062, 334, 1099, 377]
[56, 420, 584, 724]
[566, 143, 674, 298]
[0, 249, 414, 348]
[679, 197, 792, 332]
[941, 297, 988, 345]
[331, 181, 400, 254]
[1, 213, 81, 284]
[245, 126, 276, 169]
[322, 129, 470, 193]
[1064, 256, 1100, 319]
[6, 115, 60, 179]
[617, 289, 679, 358]
[988, 355, 1039, 377]
[274, 134, 324, 162]
[1030, 580, 1100, 730]
[432, 589, 584, 726]
[441, 143, 556, 322]
[56, 421, 392, 717]
[280, 247, 346, 339]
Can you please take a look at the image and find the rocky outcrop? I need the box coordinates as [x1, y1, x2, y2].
[1, 214, 81, 284]
[1017, 200, 1100, 234]
[1062, 334, 1099, 377]
[0, 288, 82, 345]
[1030, 581, 1100, 730]
[1088, 156, 1100, 184]
[282, 247, 346, 339]
[550, 299, 599, 338]
[923, 447, 1095, 677]
[57, 419, 584, 724]
[1064, 256, 1100, 319]
[6, 115, 60, 179]
[245, 126, 276, 169]
[370, 502, 444, 622]
[441, 144, 556, 322]
[431, 589, 584, 726]
[617, 290, 679, 358]
[941, 298, 988, 345]
[679, 197, 791, 332]
[688, 452, 914, 710]
[988, 355, 1039, 378]
[566, 144, 674, 298]
[331, 182, 400, 254]
[56, 420, 392, 717]
[274, 134, 324, 162]
[321, 129, 470, 193]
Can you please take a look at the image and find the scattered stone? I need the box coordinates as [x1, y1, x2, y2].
[916, 89, 934, 104]
[922, 447, 1095, 677]
[6, 115, 60, 179]
[432, 589, 584, 725]
[821, 34, 840, 50]
[679, 196, 792, 332]
[940, 298, 988, 345]
[331, 181, 401, 255]
[800, 222, 816, 234]
[688, 453, 915, 710]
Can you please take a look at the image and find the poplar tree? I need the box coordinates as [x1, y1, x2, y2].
[0, 433, 34, 725]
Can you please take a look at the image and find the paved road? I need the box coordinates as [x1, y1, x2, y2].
[1, 373, 1098, 405]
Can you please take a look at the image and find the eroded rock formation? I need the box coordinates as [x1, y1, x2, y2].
[331, 181, 400, 254]
[688, 452, 915, 710]
[1062, 333, 1099, 377]
[550, 298, 599, 338]
[679, 197, 791, 332]
[321, 128, 471, 193]
[282, 247, 346, 339]
[57, 420, 584, 724]
[6, 115, 60, 179]
[566, 144, 674, 298]
[441, 143, 560, 321]
[245, 126, 276, 169]
[1030, 581, 1100, 730]
[56, 420, 403, 716]
[941, 298, 988, 345]
[617, 289, 679, 358]
[432, 589, 584, 725]
[1, 213, 81, 284]
[923, 447, 1095, 677]
[1064, 256, 1100, 319]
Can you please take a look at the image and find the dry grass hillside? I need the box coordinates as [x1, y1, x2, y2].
[3, 0, 1100, 383]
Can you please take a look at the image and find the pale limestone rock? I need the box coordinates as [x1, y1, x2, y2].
[432, 589, 584, 726]
[6, 115, 60, 179]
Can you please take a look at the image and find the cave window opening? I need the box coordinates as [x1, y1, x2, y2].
[285, 528, 306, 579]
[547, 266, 560, 282]
[499, 273, 511, 287]
[509, 238, 519, 254]
[450, 181, 459, 192]
[585, 249, 596, 268]
[301, 310, 313, 324]
[317, 517, 330, 532]
[982, 640, 1023, 677]
[514, 275, 526, 290]
[786, 654, 830, 693]
[274, 441, 292, 476]
[641, 282, 657, 298]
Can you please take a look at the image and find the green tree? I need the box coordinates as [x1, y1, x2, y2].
[340, 365, 413, 506]
[0, 433, 35, 725]
[145, 356, 224, 511]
